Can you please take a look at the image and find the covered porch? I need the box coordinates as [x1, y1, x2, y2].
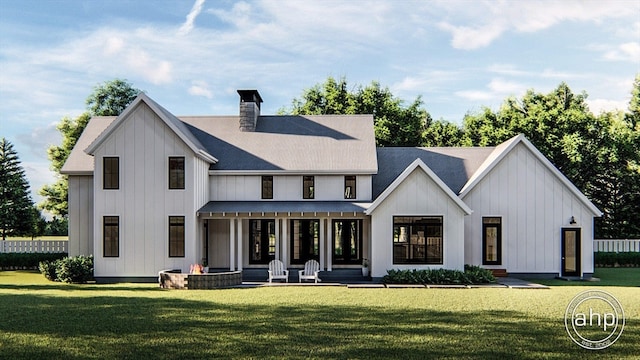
[197, 201, 372, 281]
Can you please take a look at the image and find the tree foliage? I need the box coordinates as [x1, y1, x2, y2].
[39, 79, 140, 217]
[0, 138, 35, 240]
[282, 77, 430, 146]
[459, 80, 640, 238]
[86, 79, 141, 116]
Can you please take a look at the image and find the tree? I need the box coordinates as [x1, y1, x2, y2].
[86, 78, 142, 116]
[282, 77, 430, 146]
[0, 138, 35, 240]
[39, 79, 140, 217]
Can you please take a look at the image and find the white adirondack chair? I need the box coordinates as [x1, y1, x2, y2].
[299, 259, 321, 283]
[268, 259, 289, 283]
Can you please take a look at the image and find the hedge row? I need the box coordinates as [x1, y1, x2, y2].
[39, 255, 94, 283]
[595, 252, 640, 267]
[383, 265, 496, 285]
[0, 252, 67, 270]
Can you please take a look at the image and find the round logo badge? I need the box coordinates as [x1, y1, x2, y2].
[564, 290, 625, 350]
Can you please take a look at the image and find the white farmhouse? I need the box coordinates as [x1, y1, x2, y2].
[61, 90, 601, 281]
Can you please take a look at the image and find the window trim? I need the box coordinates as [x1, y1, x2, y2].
[103, 216, 119, 258]
[482, 217, 502, 265]
[261, 176, 273, 199]
[392, 216, 443, 265]
[344, 175, 356, 199]
[168, 157, 185, 190]
[303, 176, 314, 199]
[103, 157, 119, 190]
[168, 216, 185, 258]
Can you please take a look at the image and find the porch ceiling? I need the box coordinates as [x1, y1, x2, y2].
[197, 201, 371, 216]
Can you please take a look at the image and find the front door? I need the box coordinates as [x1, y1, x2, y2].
[290, 219, 320, 264]
[333, 220, 362, 264]
[561, 228, 581, 277]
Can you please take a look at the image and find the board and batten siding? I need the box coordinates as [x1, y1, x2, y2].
[369, 168, 466, 278]
[92, 102, 203, 277]
[210, 175, 372, 201]
[67, 175, 94, 256]
[462, 142, 595, 275]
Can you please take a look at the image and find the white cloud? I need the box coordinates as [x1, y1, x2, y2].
[456, 78, 525, 102]
[178, 0, 206, 36]
[188, 80, 213, 99]
[436, 0, 639, 50]
[587, 98, 627, 114]
[104, 36, 124, 56]
[603, 42, 640, 62]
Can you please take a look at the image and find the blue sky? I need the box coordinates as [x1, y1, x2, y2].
[1, 0, 639, 207]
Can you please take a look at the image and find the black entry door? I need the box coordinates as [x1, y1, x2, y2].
[561, 228, 581, 277]
[333, 220, 362, 264]
[290, 220, 319, 264]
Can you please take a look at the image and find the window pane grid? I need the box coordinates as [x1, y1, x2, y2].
[169, 157, 185, 189]
[344, 176, 356, 199]
[393, 216, 443, 264]
[303, 176, 314, 199]
[103, 216, 119, 257]
[103, 157, 119, 189]
[262, 176, 273, 199]
[169, 216, 185, 257]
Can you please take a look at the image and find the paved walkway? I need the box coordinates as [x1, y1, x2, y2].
[238, 277, 549, 289]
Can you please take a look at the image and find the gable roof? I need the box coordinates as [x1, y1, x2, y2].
[372, 146, 495, 198]
[459, 134, 602, 216]
[84, 93, 217, 163]
[60, 116, 117, 175]
[366, 159, 472, 215]
[179, 114, 377, 173]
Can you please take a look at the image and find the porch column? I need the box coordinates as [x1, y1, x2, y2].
[281, 218, 288, 266]
[237, 219, 243, 271]
[229, 219, 235, 271]
[319, 218, 326, 271]
[326, 218, 332, 272]
[275, 218, 280, 260]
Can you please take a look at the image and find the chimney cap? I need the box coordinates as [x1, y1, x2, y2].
[237, 90, 263, 105]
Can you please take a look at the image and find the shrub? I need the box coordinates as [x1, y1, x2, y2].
[38, 260, 58, 281]
[594, 252, 640, 267]
[382, 265, 496, 285]
[38, 255, 94, 283]
[55, 255, 94, 283]
[0, 252, 67, 270]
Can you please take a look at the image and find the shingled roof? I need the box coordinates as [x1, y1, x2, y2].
[372, 146, 496, 198]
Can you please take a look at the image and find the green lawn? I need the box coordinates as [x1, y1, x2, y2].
[534, 268, 640, 287]
[0, 271, 638, 359]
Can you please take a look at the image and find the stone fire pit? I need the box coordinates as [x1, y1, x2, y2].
[159, 269, 242, 289]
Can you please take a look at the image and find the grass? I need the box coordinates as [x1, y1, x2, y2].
[0, 271, 638, 359]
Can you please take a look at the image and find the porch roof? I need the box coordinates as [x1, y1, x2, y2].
[197, 201, 371, 215]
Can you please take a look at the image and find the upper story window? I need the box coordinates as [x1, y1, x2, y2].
[103, 157, 119, 190]
[344, 176, 356, 199]
[168, 157, 185, 190]
[303, 176, 314, 199]
[262, 176, 273, 199]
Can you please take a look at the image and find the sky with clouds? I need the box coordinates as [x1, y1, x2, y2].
[0, 0, 639, 207]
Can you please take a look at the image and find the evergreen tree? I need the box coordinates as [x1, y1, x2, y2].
[0, 138, 35, 240]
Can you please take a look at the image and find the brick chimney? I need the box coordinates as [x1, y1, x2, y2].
[237, 90, 263, 132]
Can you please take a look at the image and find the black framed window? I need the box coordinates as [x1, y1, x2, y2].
[169, 216, 185, 257]
[344, 176, 356, 199]
[303, 176, 314, 199]
[482, 217, 502, 265]
[249, 219, 276, 264]
[262, 176, 273, 199]
[169, 157, 185, 189]
[393, 216, 443, 264]
[333, 220, 362, 264]
[291, 219, 319, 264]
[103, 157, 119, 189]
[103, 216, 119, 257]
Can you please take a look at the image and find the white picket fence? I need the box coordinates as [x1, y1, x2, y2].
[594, 239, 640, 253]
[0, 240, 68, 253]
